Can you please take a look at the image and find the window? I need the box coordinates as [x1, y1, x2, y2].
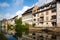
[51, 22, 56, 26]
[40, 22, 43, 24]
[33, 37, 36, 39]
[41, 12, 43, 15]
[34, 14, 36, 17]
[34, 19, 36, 21]
[51, 15, 56, 19]
[46, 23, 48, 24]
[39, 36, 44, 40]
[38, 23, 39, 25]
[52, 8, 56, 13]
[46, 11, 48, 15]
[46, 17, 48, 21]
[37, 14, 39, 17]
[40, 17, 44, 18]
[40, 17, 44, 23]
[32, 32, 35, 35]
[41, 13, 43, 15]
[51, 35, 56, 39]
[58, 2, 60, 4]
[40, 17, 44, 21]
[52, 3, 56, 8]
[38, 18, 39, 21]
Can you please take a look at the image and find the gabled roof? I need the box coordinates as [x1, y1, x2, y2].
[22, 7, 33, 15]
[37, 1, 56, 10]
[22, 0, 60, 15]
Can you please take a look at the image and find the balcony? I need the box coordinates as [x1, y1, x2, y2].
[51, 19, 56, 22]
[39, 17, 44, 22]
[40, 20, 44, 22]
[39, 19, 44, 22]
[51, 22, 57, 27]
[51, 15, 56, 22]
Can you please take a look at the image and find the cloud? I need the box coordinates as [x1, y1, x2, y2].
[0, 14, 4, 20]
[35, 0, 53, 7]
[16, 6, 31, 18]
[2, 13, 11, 19]
[44, 0, 53, 4]
[16, 0, 53, 18]
[0, 2, 9, 7]
[0, 13, 16, 19]
[35, 0, 44, 6]
[14, 0, 23, 6]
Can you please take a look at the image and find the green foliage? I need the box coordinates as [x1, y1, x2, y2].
[15, 18, 29, 38]
[24, 23, 29, 35]
[7, 24, 12, 30]
[15, 18, 22, 25]
[15, 18, 22, 37]
[0, 33, 8, 40]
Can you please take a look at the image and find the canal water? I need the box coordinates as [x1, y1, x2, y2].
[5, 34, 17, 40]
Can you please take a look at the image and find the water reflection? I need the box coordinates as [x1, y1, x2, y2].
[5, 34, 17, 40]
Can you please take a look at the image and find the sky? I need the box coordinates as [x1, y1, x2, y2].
[0, 0, 53, 20]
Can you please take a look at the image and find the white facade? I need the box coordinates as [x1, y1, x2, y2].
[57, 2, 60, 27]
[32, 1, 58, 27]
[22, 1, 60, 27]
[22, 13, 33, 25]
[7, 19, 15, 25]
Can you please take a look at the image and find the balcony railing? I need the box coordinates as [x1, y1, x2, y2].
[51, 19, 56, 22]
[39, 19, 44, 22]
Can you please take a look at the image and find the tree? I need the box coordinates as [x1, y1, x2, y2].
[14, 18, 29, 40]
[7, 24, 12, 30]
[23, 23, 29, 35]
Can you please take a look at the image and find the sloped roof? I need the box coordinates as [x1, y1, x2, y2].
[22, 7, 33, 15]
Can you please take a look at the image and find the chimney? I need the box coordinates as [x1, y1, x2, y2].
[32, 5, 38, 13]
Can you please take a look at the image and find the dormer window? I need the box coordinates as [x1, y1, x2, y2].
[52, 8, 56, 13]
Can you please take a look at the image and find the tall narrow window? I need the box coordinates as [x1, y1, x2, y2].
[51, 22, 56, 26]
[46, 17, 48, 21]
[51, 15, 56, 20]
[34, 19, 36, 21]
[46, 11, 48, 15]
[33, 14, 36, 17]
[37, 14, 39, 17]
